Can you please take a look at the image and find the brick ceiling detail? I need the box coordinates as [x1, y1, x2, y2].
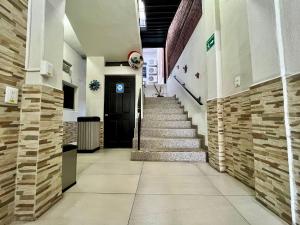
[166, 0, 202, 74]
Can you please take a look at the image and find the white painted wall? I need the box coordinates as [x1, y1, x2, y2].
[26, 0, 66, 90]
[86, 57, 142, 121]
[144, 85, 167, 98]
[205, 0, 218, 100]
[63, 42, 86, 121]
[167, 17, 208, 144]
[220, 0, 252, 97]
[164, 0, 300, 146]
[86, 57, 105, 118]
[280, 0, 300, 75]
[247, 0, 280, 84]
[43, 0, 65, 89]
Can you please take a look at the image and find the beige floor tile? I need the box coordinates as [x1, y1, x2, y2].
[129, 195, 249, 225]
[142, 162, 204, 176]
[15, 149, 285, 225]
[77, 149, 131, 164]
[95, 149, 132, 162]
[196, 163, 223, 176]
[80, 161, 143, 175]
[226, 196, 289, 225]
[68, 174, 140, 194]
[77, 153, 102, 164]
[76, 163, 92, 175]
[14, 193, 135, 225]
[137, 175, 221, 195]
[208, 174, 255, 196]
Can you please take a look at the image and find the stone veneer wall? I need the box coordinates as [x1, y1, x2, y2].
[63, 121, 104, 148]
[100, 122, 104, 148]
[0, 1, 27, 224]
[250, 78, 291, 223]
[207, 98, 225, 172]
[287, 73, 300, 225]
[15, 85, 63, 221]
[63, 122, 77, 144]
[207, 77, 295, 223]
[223, 91, 254, 188]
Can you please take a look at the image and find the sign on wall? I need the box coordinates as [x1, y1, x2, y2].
[206, 33, 215, 51]
[116, 83, 124, 93]
[5, 86, 18, 105]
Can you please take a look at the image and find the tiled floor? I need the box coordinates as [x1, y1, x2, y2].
[15, 149, 288, 225]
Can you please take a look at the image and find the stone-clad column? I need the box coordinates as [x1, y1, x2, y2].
[14, 0, 66, 220]
[15, 85, 63, 221]
[0, 0, 27, 224]
[287, 74, 300, 225]
[207, 98, 225, 172]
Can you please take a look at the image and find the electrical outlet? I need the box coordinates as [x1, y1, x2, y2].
[234, 76, 241, 88]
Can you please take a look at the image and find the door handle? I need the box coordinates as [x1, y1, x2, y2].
[105, 114, 109, 117]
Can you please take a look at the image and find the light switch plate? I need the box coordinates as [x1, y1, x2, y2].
[234, 76, 241, 88]
[5, 86, 19, 105]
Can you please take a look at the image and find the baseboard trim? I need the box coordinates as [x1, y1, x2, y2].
[77, 147, 100, 153]
[62, 182, 77, 193]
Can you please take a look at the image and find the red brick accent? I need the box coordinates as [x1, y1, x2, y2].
[166, 0, 202, 74]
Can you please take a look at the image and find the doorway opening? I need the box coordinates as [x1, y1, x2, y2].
[142, 48, 167, 97]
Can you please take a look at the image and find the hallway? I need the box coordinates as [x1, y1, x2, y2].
[14, 150, 287, 225]
[1, 0, 300, 225]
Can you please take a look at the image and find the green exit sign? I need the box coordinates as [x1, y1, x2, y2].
[206, 33, 215, 51]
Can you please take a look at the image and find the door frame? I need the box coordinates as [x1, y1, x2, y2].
[103, 75, 136, 148]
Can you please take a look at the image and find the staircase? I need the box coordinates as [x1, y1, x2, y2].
[131, 97, 207, 162]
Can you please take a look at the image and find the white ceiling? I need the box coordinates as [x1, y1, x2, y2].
[65, 0, 142, 61]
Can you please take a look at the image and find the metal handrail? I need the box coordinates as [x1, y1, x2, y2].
[137, 89, 142, 150]
[174, 76, 203, 105]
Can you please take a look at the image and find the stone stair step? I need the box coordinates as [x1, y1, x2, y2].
[133, 137, 200, 149]
[143, 107, 184, 114]
[135, 96, 204, 162]
[143, 103, 181, 109]
[131, 150, 207, 162]
[142, 120, 191, 129]
[136, 128, 196, 138]
[143, 113, 188, 121]
[144, 97, 177, 104]
[134, 148, 204, 152]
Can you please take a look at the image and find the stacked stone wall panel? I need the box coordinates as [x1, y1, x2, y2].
[15, 85, 63, 221]
[0, 1, 28, 224]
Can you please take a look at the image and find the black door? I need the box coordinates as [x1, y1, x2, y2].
[104, 76, 136, 148]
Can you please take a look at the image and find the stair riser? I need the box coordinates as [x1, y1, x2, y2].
[137, 129, 196, 138]
[144, 101, 178, 105]
[145, 98, 177, 104]
[143, 114, 188, 121]
[133, 139, 200, 149]
[144, 100, 178, 104]
[143, 108, 184, 114]
[142, 121, 191, 129]
[144, 103, 181, 109]
[131, 151, 207, 162]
